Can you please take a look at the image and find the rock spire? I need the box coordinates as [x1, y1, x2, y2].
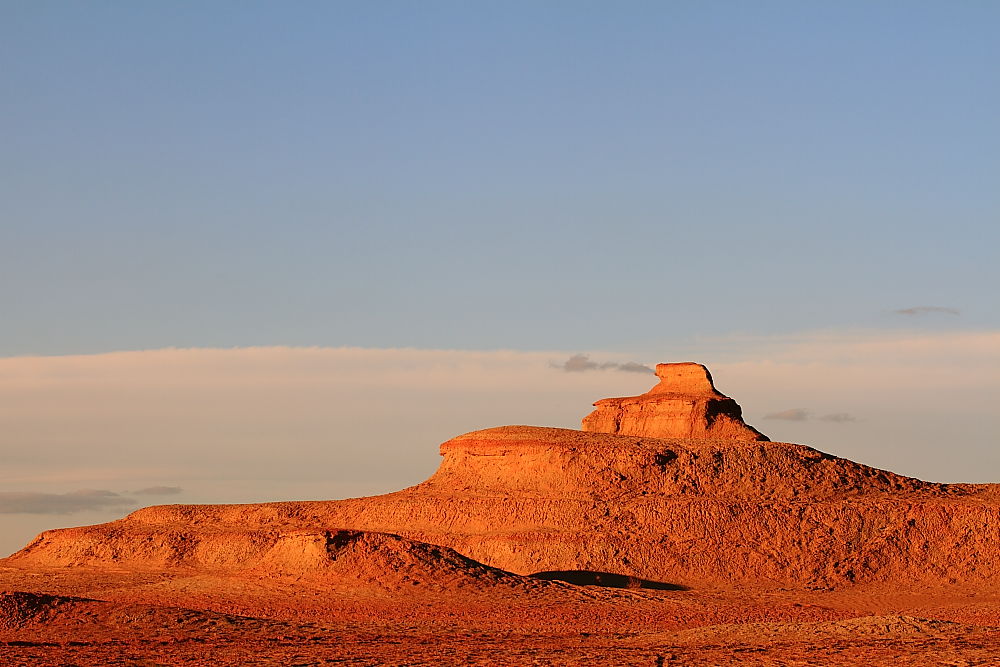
[581, 362, 768, 441]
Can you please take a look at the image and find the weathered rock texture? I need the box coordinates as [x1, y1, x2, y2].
[582, 362, 768, 441]
[10, 426, 1000, 591]
[6, 363, 1000, 594]
[9, 362, 1000, 665]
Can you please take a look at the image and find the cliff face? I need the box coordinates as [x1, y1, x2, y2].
[6, 363, 1000, 592]
[10, 425, 996, 590]
[581, 363, 768, 441]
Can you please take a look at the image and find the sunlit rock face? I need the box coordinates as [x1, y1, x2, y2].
[12, 361, 1000, 592]
[581, 362, 769, 441]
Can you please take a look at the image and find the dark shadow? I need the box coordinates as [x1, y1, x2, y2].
[529, 570, 689, 591]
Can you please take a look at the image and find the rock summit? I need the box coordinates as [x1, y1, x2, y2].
[582, 362, 768, 441]
[3, 361, 1000, 664]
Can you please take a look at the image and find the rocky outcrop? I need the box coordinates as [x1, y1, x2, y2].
[581, 362, 768, 441]
[6, 363, 1000, 592]
[11, 424, 994, 590]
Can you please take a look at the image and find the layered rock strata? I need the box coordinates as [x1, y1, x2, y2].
[7, 363, 1000, 592]
[11, 425, 996, 590]
[582, 362, 768, 441]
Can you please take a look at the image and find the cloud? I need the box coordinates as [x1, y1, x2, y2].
[764, 408, 811, 421]
[616, 361, 655, 373]
[560, 354, 600, 372]
[0, 490, 136, 515]
[133, 486, 182, 496]
[556, 354, 653, 373]
[819, 412, 856, 423]
[894, 306, 960, 316]
[762, 409, 856, 423]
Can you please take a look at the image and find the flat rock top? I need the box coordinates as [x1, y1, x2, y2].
[646, 362, 725, 398]
[583, 361, 768, 440]
[592, 362, 731, 405]
[442, 425, 762, 451]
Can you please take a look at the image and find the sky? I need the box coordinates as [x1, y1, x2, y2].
[1, 2, 997, 556]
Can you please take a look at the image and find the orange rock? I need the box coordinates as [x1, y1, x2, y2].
[11, 422, 995, 590]
[6, 363, 999, 594]
[582, 362, 768, 441]
[7, 362, 1000, 664]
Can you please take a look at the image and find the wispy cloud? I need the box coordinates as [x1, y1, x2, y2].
[133, 486, 182, 496]
[0, 490, 136, 515]
[819, 412, 856, 423]
[763, 408, 856, 423]
[764, 408, 811, 421]
[555, 354, 653, 373]
[616, 361, 654, 373]
[894, 306, 960, 316]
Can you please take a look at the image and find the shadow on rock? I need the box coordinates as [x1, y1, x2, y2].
[530, 570, 689, 590]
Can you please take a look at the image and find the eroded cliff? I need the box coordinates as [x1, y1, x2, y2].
[6, 363, 999, 592]
[582, 362, 768, 441]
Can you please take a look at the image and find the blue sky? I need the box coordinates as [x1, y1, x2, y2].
[1, 3, 998, 555]
[2, 1, 997, 354]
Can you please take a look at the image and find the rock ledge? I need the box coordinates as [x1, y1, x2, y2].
[581, 362, 768, 441]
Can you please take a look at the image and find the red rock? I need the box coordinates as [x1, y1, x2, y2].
[582, 362, 768, 441]
[9, 425, 992, 590]
[5, 362, 1000, 665]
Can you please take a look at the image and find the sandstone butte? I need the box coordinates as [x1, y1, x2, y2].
[582, 362, 769, 441]
[3, 362, 1000, 666]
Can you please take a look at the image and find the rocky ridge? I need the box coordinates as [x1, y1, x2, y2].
[6, 362, 999, 592]
[6, 362, 1000, 666]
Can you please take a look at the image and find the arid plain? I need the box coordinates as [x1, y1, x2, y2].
[3, 363, 999, 665]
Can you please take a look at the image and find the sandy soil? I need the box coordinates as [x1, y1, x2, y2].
[3, 563, 1000, 665]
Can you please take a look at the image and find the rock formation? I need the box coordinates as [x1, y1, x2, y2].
[9, 396, 1000, 589]
[4, 362, 1000, 591]
[581, 362, 768, 441]
[6, 361, 1000, 664]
